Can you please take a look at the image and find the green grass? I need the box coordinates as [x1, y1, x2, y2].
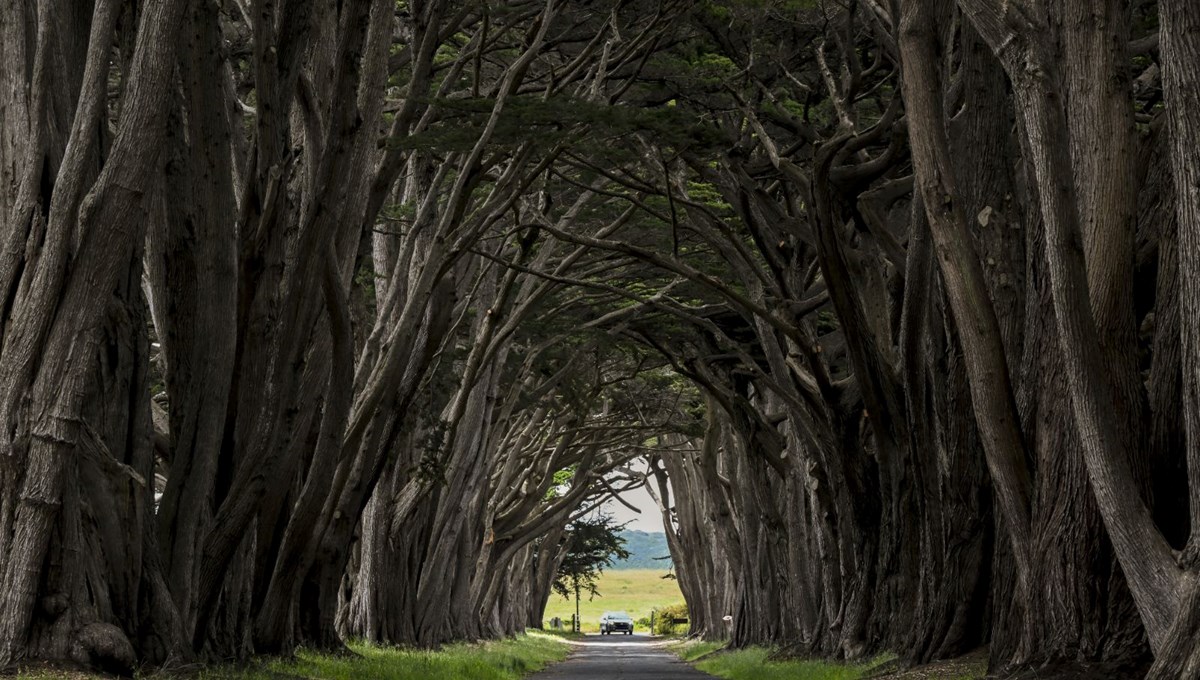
[695, 648, 891, 680]
[16, 633, 572, 680]
[669, 639, 726, 662]
[669, 640, 986, 680]
[667, 640, 893, 680]
[541, 568, 683, 632]
[535, 629, 587, 641]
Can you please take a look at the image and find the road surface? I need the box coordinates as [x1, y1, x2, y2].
[530, 634, 717, 679]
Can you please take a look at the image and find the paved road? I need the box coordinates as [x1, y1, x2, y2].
[530, 634, 716, 679]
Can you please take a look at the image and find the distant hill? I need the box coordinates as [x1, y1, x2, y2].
[611, 530, 674, 570]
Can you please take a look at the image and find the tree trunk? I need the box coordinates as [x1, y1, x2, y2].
[1150, 0, 1200, 674]
[0, 0, 189, 669]
[899, 0, 1035, 631]
[958, 0, 1186, 660]
[148, 0, 238, 634]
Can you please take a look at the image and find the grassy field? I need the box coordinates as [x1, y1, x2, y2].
[541, 568, 684, 632]
[15, 633, 571, 680]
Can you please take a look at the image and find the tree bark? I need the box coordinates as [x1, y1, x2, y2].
[1150, 0, 1200, 674]
[0, 0, 189, 667]
[958, 0, 1185, 656]
[899, 0, 1035, 621]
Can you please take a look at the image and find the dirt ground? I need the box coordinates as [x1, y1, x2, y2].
[866, 648, 989, 679]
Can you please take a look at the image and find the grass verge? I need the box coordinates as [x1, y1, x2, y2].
[692, 648, 892, 680]
[667, 639, 726, 662]
[672, 642, 897, 680]
[670, 640, 984, 680]
[15, 632, 572, 680]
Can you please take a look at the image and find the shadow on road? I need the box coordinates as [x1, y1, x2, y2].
[530, 634, 715, 679]
[571, 633, 660, 645]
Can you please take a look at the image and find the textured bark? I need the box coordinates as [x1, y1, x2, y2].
[0, 0, 189, 668]
[148, 0, 238, 634]
[249, 0, 397, 653]
[1061, 0, 1145, 494]
[1161, 0, 1200, 555]
[650, 430, 738, 642]
[958, 0, 1185, 657]
[900, 194, 991, 665]
[4, 2, 1200, 676]
[899, 0, 1034, 618]
[526, 523, 570, 629]
[1151, 0, 1200, 673]
[1141, 125, 1188, 548]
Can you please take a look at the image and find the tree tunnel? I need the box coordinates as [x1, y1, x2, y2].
[2, 1, 1200, 679]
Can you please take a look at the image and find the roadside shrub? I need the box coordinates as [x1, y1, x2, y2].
[653, 603, 690, 636]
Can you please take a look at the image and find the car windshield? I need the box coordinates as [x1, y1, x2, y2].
[608, 612, 631, 620]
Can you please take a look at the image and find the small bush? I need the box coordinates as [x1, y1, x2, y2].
[653, 602, 690, 636]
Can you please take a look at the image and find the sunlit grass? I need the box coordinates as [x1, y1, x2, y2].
[694, 648, 892, 680]
[667, 641, 898, 680]
[249, 634, 570, 680]
[541, 568, 683, 632]
[668, 638, 726, 662]
[669, 642, 985, 680]
[16, 633, 572, 680]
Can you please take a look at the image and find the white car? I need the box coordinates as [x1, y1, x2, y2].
[599, 611, 634, 635]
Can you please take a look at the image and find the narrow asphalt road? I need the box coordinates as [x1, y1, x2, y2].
[529, 634, 717, 679]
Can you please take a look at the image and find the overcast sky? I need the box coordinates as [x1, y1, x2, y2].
[601, 482, 664, 532]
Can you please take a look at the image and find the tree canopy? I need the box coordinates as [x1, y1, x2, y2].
[551, 514, 630, 606]
[1, 0, 1199, 678]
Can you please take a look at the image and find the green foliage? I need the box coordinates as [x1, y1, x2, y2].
[353, 264, 377, 306]
[700, 0, 820, 19]
[379, 200, 417, 225]
[686, 180, 733, 212]
[652, 602, 691, 636]
[816, 310, 839, 334]
[544, 466, 577, 501]
[387, 95, 725, 156]
[552, 514, 630, 603]
[647, 49, 740, 90]
[416, 420, 451, 484]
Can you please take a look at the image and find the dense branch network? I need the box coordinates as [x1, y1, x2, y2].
[0, 1, 1199, 679]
